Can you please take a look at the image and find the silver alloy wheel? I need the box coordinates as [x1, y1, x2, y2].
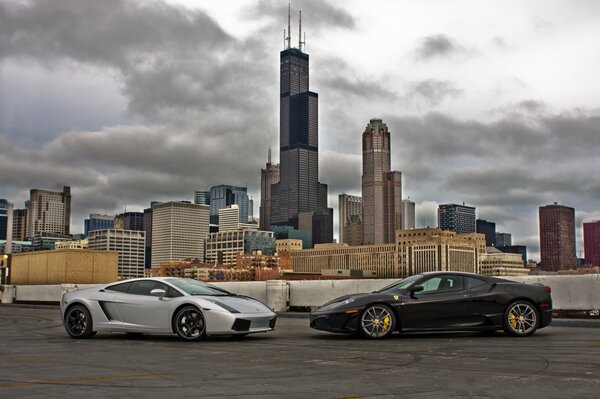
[507, 302, 537, 335]
[66, 307, 88, 337]
[360, 305, 394, 338]
[175, 307, 205, 340]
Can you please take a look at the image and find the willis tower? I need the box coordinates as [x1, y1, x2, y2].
[270, 6, 333, 244]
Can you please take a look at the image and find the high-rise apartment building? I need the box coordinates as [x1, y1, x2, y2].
[401, 199, 415, 230]
[12, 208, 27, 241]
[0, 199, 8, 240]
[583, 220, 600, 266]
[88, 229, 145, 278]
[269, 10, 333, 245]
[151, 202, 210, 269]
[339, 194, 363, 246]
[362, 119, 402, 244]
[84, 214, 114, 236]
[476, 219, 496, 247]
[259, 149, 280, 231]
[438, 203, 476, 234]
[538, 203, 577, 271]
[210, 185, 250, 225]
[26, 186, 71, 237]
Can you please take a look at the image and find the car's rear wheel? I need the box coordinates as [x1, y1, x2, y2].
[503, 301, 539, 337]
[65, 304, 95, 339]
[174, 306, 206, 341]
[359, 304, 396, 339]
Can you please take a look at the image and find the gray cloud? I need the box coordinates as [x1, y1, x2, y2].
[414, 34, 463, 60]
[406, 79, 462, 107]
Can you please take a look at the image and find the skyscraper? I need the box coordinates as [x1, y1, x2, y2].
[26, 186, 71, 237]
[269, 8, 333, 244]
[259, 149, 280, 231]
[194, 191, 211, 206]
[84, 214, 114, 236]
[495, 232, 512, 247]
[12, 208, 27, 241]
[338, 194, 363, 246]
[362, 119, 402, 244]
[151, 202, 210, 269]
[401, 199, 415, 230]
[538, 203, 576, 271]
[210, 185, 250, 225]
[584, 220, 600, 266]
[438, 203, 476, 234]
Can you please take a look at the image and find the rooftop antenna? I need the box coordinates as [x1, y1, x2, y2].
[298, 10, 305, 51]
[287, 3, 291, 49]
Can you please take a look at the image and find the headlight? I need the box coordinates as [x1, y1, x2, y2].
[338, 298, 355, 306]
[321, 297, 355, 310]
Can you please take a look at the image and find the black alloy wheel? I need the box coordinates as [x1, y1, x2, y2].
[65, 304, 95, 339]
[359, 304, 396, 339]
[503, 300, 540, 337]
[174, 306, 206, 341]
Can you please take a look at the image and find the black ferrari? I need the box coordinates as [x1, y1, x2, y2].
[310, 272, 552, 339]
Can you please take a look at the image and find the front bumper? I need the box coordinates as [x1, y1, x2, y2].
[310, 310, 360, 333]
[204, 310, 277, 335]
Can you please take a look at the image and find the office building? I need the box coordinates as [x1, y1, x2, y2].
[151, 202, 210, 268]
[259, 149, 280, 231]
[401, 199, 415, 230]
[143, 206, 154, 268]
[84, 214, 114, 236]
[480, 247, 529, 276]
[495, 232, 512, 247]
[583, 220, 600, 266]
[12, 208, 28, 241]
[438, 203, 476, 234]
[269, 10, 333, 244]
[114, 211, 144, 231]
[271, 225, 311, 249]
[496, 245, 528, 266]
[26, 186, 71, 237]
[0, 199, 7, 240]
[339, 194, 363, 246]
[219, 205, 241, 232]
[55, 239, 88, 250]
[88, 229, 145, 278]
[276, 239, 303, 253]
[362, 119, 402, 244]
[32, 232, 72, 251]
[210, 184, 250, 225]
[476, 219, 496, 247]
[538, 203, 577, 272]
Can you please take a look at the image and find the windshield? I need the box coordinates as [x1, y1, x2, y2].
[377, 274, 423, 293]
[166, 278, 233, 296]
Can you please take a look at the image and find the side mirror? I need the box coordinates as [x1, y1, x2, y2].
[410, 285, 424, 298]
[150, 288, 167, 298]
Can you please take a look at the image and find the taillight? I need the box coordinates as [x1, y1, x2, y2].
[544, 286, 551, 293]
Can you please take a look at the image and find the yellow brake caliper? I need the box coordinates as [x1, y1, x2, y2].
[509, 312, 517, 329]
[382, 315, 391, 333]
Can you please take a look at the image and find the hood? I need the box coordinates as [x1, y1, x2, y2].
[208, 296, 270, 314]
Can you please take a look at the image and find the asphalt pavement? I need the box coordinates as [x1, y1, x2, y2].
[1, 305, 600, 399]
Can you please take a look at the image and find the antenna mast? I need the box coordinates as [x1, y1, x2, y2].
[287, 3, 291, 49]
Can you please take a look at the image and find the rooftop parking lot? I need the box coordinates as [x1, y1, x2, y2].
[1, 305, 599, 399]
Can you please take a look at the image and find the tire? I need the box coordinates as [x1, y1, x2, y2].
[64, 304, 95, 339]
[359, 304, 396, 339]
[173, 306, 206, 341]
[503, 301, 540, 337]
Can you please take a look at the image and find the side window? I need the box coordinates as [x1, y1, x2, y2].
[127, 280, 166, 296]
[466, 277, 487, 289]
[106, 282, 131, 293]
[420, 276, 464, 294]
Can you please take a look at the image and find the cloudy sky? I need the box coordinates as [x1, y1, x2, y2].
[1, 0, 600, 259]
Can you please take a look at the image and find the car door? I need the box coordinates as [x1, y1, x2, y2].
[111, 280, 176, 333]
[401, 275, 469, 329]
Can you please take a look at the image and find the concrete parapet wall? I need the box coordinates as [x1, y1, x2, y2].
[2, 275, 600, 311]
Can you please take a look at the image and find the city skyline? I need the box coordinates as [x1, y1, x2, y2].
[1, 1, 600, 259]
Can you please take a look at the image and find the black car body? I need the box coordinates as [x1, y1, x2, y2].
[310, 272, 552, 339]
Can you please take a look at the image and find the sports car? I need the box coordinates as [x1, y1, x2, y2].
[61, 277, 276, 341]
[310, 272, 552, 339]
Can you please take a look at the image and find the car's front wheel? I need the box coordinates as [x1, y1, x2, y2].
[174, 306, 206, 341]
[359, 304, 396, 339]
[65, 304, 95, 339]
[503, 301, 539, 337]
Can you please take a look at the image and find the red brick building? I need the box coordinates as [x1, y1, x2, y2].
[583, 220, 600, 266]
[539, 203, 577, 271]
